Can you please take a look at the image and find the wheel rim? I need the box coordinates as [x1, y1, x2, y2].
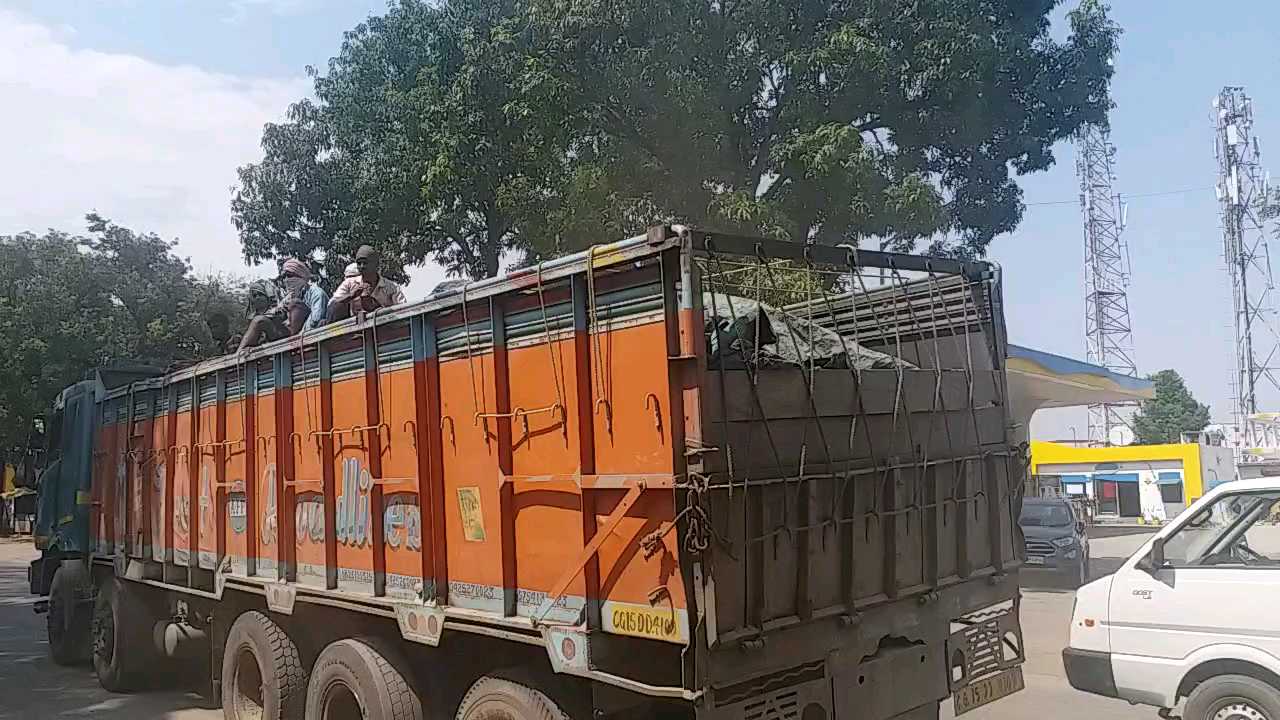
[92, 597, 114, 667]
[1213, 700, 1269, 720]
[321, 679, 363, 720]
[466, 697, 524, 720]
[231, 647, 266, 720]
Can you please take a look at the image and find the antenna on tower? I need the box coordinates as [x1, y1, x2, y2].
[1213, 87, 1280, 459]
[1077, 123, 1139, 445]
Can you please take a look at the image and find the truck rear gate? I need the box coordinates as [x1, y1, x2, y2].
[35, 227, 1025, 719]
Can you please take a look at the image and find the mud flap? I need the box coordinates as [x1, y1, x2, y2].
[831, 638, 947, 720]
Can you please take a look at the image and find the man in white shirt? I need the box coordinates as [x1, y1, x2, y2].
[327, 245, 407, 321]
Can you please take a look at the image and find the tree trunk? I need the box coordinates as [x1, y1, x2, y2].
[482, 213, 505, 278]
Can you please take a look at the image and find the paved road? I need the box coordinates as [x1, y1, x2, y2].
[955, 531, 1159, 720]
[0, 538, 218, 720]
[0, 533, 1158, 720]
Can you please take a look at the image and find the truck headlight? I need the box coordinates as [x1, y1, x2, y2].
[1052, 537, 1076, 548]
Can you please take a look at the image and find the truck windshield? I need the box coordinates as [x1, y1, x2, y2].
[1019, 504, 1071, 527]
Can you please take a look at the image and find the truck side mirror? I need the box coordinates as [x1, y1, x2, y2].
[1148, 537, 1166, 571]
[1076, 521, 1085, 535]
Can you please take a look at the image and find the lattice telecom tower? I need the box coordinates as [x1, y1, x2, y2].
[1214, 87, 1280, 452]
[1077, 124, 1138, 445]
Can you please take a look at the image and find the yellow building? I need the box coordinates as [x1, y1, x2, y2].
[1030, 440, 1236, 522]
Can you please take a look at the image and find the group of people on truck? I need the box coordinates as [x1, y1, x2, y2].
[232, 244, 406, 353]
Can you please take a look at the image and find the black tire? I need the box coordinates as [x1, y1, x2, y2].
[1186, 674, 1280, 720]
[222, 611, 306, 720]
[455, 676, 569, 720]
[47, 561, 91, 666]
[92, 577, 157, 693]
[305, 638, 422, 720]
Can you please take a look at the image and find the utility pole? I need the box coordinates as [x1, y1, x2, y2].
[1214, 87, 1280, 458]
[1077, 123, 1138, 446]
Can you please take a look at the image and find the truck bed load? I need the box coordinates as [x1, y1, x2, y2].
[31, 227, 1025, 720]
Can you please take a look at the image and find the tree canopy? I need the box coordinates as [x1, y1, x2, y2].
[1132, 370, 1212, 445]
[233, 0, 1120, 278]
[0, 217, 245, 449]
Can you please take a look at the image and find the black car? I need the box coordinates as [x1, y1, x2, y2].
[1019, 497, 1090, 588]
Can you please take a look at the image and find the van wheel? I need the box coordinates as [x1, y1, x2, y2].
[1186, 674, 1280, 720]
[47, 562, 91, 666]
[221, 611, 306, 720]
[455, 676, 569, 720]
[305, 638, 422, 720]
[92, 577, 157, 692]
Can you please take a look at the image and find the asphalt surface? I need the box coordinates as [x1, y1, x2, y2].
[954, 531, 1159, 720]
[0, 533, 1159, 720]
[0, 538, 217, 720]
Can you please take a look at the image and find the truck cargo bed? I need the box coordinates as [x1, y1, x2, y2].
[38, 227, 1024, 719]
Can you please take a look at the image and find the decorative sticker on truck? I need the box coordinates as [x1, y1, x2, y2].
[384, 493, 422, 551]
[228, 490, 248, 534]
[152, 461, 165, 561]
[457, 487, 486, 542]
[260, 463, 277, 547]
[603, 600, 688, 644]
[336, 456, 374, 547]
[114, 456, 127, 550]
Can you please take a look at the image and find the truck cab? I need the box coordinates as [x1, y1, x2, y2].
[1065, 478, 1280, 720]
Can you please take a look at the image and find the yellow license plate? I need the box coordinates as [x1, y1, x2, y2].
[953, 667, 1024, 715]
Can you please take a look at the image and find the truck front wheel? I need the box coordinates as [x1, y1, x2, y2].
[305, 638, 422, 720]
[92, 577, 157, 692]
[47, 562, 91, 666]
[1186, 674, 1280, 720]
[221, 610, 306, 720]
[455, 677, 569, 720]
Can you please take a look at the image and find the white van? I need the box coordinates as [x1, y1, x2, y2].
[1064, 478, 1280, 720]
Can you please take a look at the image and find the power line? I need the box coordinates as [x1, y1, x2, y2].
[1024, 185, 1214, 207]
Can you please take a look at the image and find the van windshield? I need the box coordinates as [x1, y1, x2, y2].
[1019, 504, 1071, 527]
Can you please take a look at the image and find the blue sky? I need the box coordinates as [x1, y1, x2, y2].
[0, 0, 1277, 439]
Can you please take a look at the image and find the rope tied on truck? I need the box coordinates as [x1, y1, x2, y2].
[640, 470, 716, 558]
[459, 282, 490, 444]
[534, 263, 568, 438]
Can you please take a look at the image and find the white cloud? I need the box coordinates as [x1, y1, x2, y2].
[0, 8, 306, 277]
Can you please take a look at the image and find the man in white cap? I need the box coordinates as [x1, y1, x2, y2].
[327, 245, 406, 321]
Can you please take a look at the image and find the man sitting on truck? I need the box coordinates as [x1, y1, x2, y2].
[236, 260, 328, 352]
[326, 245, 406, 322]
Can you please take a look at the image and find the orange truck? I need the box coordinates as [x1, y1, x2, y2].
[27, 227, 1026, 720]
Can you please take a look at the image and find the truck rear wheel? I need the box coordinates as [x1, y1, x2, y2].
[47, 561, 91, 666]
[221, 610, 306, 720]
[92, 577, 157, 692]
[455, 676, 569, 720]
[305, 638, 422, 720]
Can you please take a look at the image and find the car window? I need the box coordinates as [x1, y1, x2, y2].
[1019, 503, 1072, 527]
[1161, 491, 1280, 567]
[1240, 499, 1280, 562]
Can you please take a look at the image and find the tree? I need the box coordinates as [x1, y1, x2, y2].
[529, 0, 1121, 255]
[232, 100, 360, 292]
[0, 217, 246, 449]
[234, 0, 1120, 279]
[233, 0, 576, 280]
[1132, 370, 1211, 445]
